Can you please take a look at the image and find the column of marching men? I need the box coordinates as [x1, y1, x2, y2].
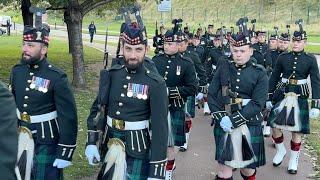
[3, 10, 319, 180]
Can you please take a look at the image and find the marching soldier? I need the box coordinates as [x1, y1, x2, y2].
[187, 34, 206, 64]
[0, 81, 18, 180]
[85, 23, 168, 180]
[206, 34, 224, 83]
[11, 25, 78, 179]
[252, 31, 268, 55]
[152, 28, 198, 180]
[208, 33, 268, 180]
[266, 28, 320, 174]
[153, 25, 166, 54]
[177, 32, 207, 151]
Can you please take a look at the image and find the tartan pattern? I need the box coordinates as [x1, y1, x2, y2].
[170, 109, 186, 146]
[99, 127, 149, 180]
[186, 96, 196, 118]
[213, 124, 265, 168]
[31, 144, 63, 180]
[268, 97, 310, 134]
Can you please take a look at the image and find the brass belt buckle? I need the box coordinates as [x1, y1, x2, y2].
[112, 119, 125, 130]
[20, 113, 31, 123]
[289, 79, 298, 85]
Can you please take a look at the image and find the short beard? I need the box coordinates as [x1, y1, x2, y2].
[22, 52, 42, 65]
[125, 58, 143, 71]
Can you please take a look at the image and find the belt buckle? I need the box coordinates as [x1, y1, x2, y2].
[112, 119, 125, 130]
[20, 113, 31, 123]
[289, 79, 298, 85]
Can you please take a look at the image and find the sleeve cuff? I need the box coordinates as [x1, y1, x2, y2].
[148, 159, 167, 179]
[311, 99, 320, 109]
[168, 87, 181, 99]
[230, 111, 248, 128]
[211, 111, 227, 123]
[57, 144, 76, 161]
[86, 130, 99, 145]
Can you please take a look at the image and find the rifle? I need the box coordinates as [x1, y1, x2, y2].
[286, 25, 290, 35]
[295, 19, 304, 32]
[103, 28, 109, 69]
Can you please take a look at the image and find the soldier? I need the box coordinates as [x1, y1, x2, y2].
[252, 31, 268, 55]
[85, 23, 168, 180]
[152, 29, 197, 180]
[266, 29, 320, 174]
[0, 81, 18, 180]
[11, 25, 78, 179]
[206, 35, 224, 83]
[153, 25, 166, 54]
[88, 21, 97, 43]
[208, 33, 268, 180]
[177, 32, 207, 152]
[188, 33, 206, 64]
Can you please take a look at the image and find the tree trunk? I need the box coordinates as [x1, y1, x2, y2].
[21, 0, 33, 26]
[64, 4, 86, 89]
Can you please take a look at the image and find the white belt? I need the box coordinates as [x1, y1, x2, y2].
[16, 109, 58, 123]
[107, 116, 149, 130]
[241, 99, 251, 106]
[281, 78, 307, 85]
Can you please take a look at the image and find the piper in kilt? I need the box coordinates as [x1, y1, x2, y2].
[85, 23, 168, 180]
[10, 25, 78, 180]
[208, 30, 268, 180]
[266, 24, 320, 174]
[152, 26, 198, 180]
[177, 32, 207, 152]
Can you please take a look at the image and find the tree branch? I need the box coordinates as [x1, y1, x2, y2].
[46, 6, 67, 11]
[81, 0, 116, 16]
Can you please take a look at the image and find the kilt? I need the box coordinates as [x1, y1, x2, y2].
[268, 97, 309, 134]
[186, 96, 196, 118]
[169, 109, 186, 146]
[31, 144, 63, 180]
[213, 124, 266, 169]
[98, 127, 149, 180]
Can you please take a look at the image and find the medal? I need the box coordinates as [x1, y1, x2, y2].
[30, 83, 36, 89]
[127, 83, 133, 97]
[142, 85, 148, 100]
[176, 66, 181, 76]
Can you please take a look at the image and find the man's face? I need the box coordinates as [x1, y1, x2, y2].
[208, 27, 213, 34]
[269, 39, 278, 50]
[278, 40, 290, 51]
[122, 42, 147, 69]
[22, 41, 47, 62]
[257, 34, 266, 43]
[231, 45, 253, 65]
[178, 41, 188, 52]
[251, 36, 258, 44]
[292, 40, 306, 52]
[213, 39, 222, 47]
[192, 38, 200, 46]
[164, 41, 179, 55]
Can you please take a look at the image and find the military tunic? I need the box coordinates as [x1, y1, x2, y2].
[208, 58, 268, 168]
[187, 45, 206, 63]
[0, 81, 18, 180]
[252, 42, 268, 55]
[268, 51, 320, 134]
[152, 53, 198, 146]
[87, 64, 168, 179]
[10, 58, 78, 179]
[206, 47, 224, 83]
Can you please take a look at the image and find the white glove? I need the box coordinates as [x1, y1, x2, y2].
[266, 101, 273, 110]
[85, 145, 101, 165]
[309, 108, 320, 119]
[52, 159, 72, 169]
[220, 116, 233, 133]
[196, 93, 204, 101]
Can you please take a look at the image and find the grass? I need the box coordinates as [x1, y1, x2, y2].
[305, 119, 320, 178]
[0, 35, 102, 179]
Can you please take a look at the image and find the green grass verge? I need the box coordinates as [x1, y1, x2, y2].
[305, 119, 320, 178]
[0, 35, 102, 179]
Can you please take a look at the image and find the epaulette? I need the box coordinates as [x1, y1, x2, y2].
[108, 64, 124, 71]
[180, 54, 194, 64]
[144, 67, 164, 83]
[252, 62, 266, 72]
[305, 52, 316, 59]
[47, 63, 66, 75]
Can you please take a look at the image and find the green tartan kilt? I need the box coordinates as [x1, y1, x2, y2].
[186, 96, 196, 118]
[98, 127, 149, 180]
[31, 144, 63, 180]
[169, 109, 186, 146]
[213, 124, 266, 169]
[268, 97, 310, 134]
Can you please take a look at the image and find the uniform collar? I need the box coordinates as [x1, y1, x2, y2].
[165, 53, 178, 59]
[125, 63, 143, 74]
[292, 50, 304, 56]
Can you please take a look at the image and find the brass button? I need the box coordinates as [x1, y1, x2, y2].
[27, 80, 32, 83]
[166, 66, 170, 69]
[293, 71, 296, 73]
[165, 71, 168, 74]
[294, 57, 298, 60]
[48, 65, 52, 67]
[116, 111, 121, 115]
[168, 60, 171, 63]
[23, 104, 28, 107]
[126, 76, 131, 80]
[147, 70, 150, 73]
[164, 77, 167, 80]
[121, 93, 125, 97]
[237, 72, 241, 75]
[293, 66, 296, 69]
[24, 96, 29, 99]
[294, 62, 297, 64]
[236, 86, 239, 89]
[123, 85, 128, 89]
[236, 79, 240, 82]
[26, 88, 30, 91]
[292, 76, 296, 78]
[29, 72, 34, 76]
[23, 112, 27, 114]
[119, 102, 123, 107]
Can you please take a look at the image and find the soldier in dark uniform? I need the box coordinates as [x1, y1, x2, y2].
[187, 33, 206, 63]
[152, 29, 197, 180]
[277, 33, 290, 53]
[0, 81, 18, 180]
[208, 33, 268, 180]
[153, 25, 166, 54]
[177, 32, 207, 151]
[85, 23, 168, 180]
[88, 21, 96, 43]
[252, 31, 268, 55]
[10, 26, 78, 179]
[266, 30, 320, 174]
[206, 35, 224, 83]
